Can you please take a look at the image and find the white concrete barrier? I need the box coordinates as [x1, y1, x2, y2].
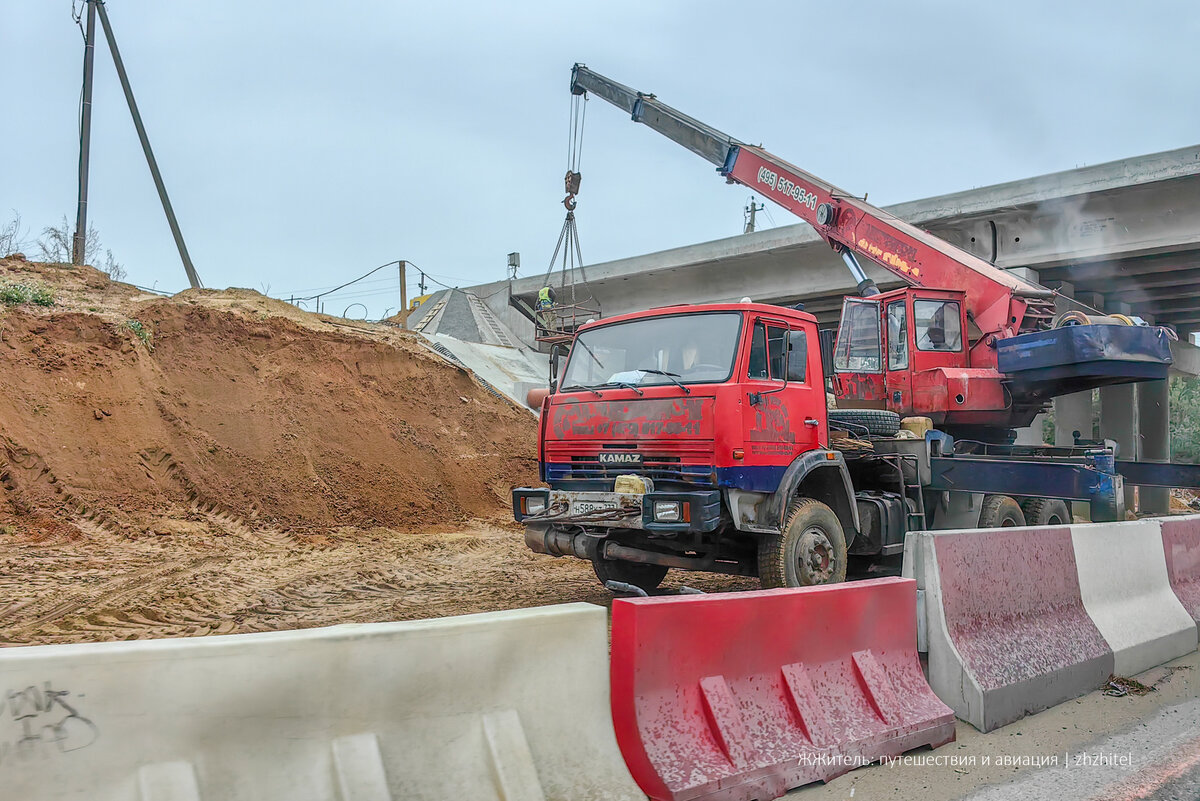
[0, 603, 644, 801]
[1071, 520, 1198, 677]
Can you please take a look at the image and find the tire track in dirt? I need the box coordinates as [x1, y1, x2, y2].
[1, 438, 126, 540]
[138, 448, 294, 548]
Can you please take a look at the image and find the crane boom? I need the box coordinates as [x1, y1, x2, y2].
[570, 64, 1054, 343]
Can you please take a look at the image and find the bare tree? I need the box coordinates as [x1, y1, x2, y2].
[37, 215, 100, 264]
[0, 210, 28, 256]
[101, 249, 127, 282]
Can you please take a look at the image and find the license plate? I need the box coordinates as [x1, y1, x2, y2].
[573, 500, 613, 515]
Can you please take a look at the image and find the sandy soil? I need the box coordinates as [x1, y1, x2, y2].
[0, 257, 749, 646]
[0, 515, 754, 646]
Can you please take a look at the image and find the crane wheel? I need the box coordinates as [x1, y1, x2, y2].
[1021, 497, 1072, 526]
[979, 494, 1026, 528]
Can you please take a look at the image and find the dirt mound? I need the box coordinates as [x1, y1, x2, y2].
[0, 260, 754, 646]
[0, 259, 537, 539]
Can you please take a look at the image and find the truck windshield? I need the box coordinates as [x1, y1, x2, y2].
[561, 312, 741, 389]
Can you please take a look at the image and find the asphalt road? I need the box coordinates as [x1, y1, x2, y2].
[789, 650, 1200, 800]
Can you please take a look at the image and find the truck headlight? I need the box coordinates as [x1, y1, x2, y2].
[653, 501, 682, 522]
[524, 496, 546, 516]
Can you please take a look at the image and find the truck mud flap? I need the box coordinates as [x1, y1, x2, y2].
[609, 577, 954, 801]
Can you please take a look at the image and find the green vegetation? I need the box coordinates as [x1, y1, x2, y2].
[125, 319, 153, 349]
[0, 281, 54, 307]
[1170, 375, 1200, 464]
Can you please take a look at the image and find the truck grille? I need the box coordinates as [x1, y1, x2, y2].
[551, 455, 715, 486]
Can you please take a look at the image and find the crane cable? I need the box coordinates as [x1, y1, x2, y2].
[542, 92, 596, 312]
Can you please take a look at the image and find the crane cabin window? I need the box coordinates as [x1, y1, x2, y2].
[887, 301, 908, 370]
[834, 298, 882, 373]
[914, 300, 963, 352]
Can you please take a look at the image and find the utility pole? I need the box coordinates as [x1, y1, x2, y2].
[744, 196, 765, 234]
[72, 1, 97, 266]
[92, 1, 202, 289]
[398, 260, 407, 326]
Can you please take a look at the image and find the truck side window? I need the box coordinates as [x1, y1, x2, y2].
[914, 300, 963, 352]
[748, 323, 769, 379]
[766, 325, 787, 381]
[887, 301, 908, 370]
[786, 329, 807, 382]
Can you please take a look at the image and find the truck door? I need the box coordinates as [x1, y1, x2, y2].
[884, 298, 913, 414]
[743, 319, 820, 487]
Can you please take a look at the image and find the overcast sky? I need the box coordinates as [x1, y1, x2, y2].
[3, 1, 1198, 317]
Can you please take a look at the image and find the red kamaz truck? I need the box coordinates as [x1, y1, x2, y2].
[511, 67, 1193, 592]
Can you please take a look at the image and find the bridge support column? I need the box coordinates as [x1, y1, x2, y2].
[1100, 384, 1137, 512]
[1054, 391, 1093, 446]
[1055, 390, 1094, 521]
[1137, 379, 1171, 515]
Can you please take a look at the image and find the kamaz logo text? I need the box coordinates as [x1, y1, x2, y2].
[598, 452, 643, 466]
[757, 166, 818, 210]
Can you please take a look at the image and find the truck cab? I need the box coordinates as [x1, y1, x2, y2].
[513, 302, 862, 590]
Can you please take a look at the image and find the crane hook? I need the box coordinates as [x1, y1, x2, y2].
[563, 169, 581, 210]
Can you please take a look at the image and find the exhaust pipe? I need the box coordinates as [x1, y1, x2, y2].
[524, 525, 598, 559]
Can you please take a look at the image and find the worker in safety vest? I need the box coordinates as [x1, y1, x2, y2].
[536, 286, 557, 334]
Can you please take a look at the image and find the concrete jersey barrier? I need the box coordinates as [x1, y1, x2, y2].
[905, 526, 1113, 732]
[906, 519, 1199, 733]
[0, 603, 644, 801]
[610, 576, 954, 801]
[1160, 514, 1200, 632]
[1070, 520, 1197, 677]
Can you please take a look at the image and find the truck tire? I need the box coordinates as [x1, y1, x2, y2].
[979, 494, 1026, 528]
[592, 556, 668, 594]
[828, 409, 901, 437]
[758, 498, 847, 588]
[1021, 497, 1072, 526]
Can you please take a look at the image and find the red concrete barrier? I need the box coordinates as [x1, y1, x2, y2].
[914, 526, 1114, 732]
[1162, 515, 1200, 629]
[609, 576, 954, 801]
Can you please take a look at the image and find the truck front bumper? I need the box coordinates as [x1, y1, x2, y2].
[512, 487, 722, 534]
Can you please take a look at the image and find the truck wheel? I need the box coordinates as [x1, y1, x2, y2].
[759, 498, 847, 588]
[1021, 497, 1071, 526]
[591, 556, 668, 594]
[979, 494, 1026, 528]
[828, 409, 901, 437]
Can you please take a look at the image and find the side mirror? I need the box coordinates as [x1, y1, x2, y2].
[818, 328, 837, 381]
[549, 343, 568, 392]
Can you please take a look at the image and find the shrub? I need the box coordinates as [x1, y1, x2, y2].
[0, 282, 32, 305]
[126, 319, 153, 349]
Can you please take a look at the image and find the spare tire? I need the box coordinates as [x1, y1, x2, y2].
[828, 409, 902, 437]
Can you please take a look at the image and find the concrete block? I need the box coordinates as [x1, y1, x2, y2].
[913, 527, 1112, 732]
[1160, 515, 1200, 632]
[1071, 520, 1198, 676]
[0, 604, 642, 801]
